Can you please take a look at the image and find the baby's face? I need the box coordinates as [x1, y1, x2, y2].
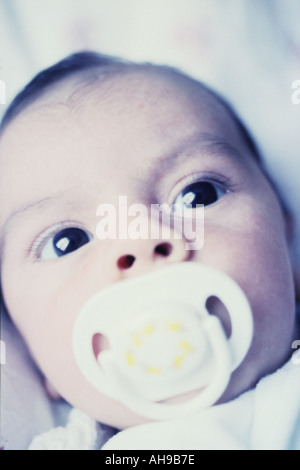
[0, 70, 297, 428]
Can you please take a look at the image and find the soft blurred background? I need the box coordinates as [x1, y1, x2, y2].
[0, 0, 300, 260]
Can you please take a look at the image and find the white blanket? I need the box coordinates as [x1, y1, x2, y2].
[103, 358, 300, 450]
[29, 358, 300, 450]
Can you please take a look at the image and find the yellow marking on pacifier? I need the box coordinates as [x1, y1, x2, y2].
[173, 341, 195, 369]
[131, 322, 155, 348]
[180, 341, 195, 352]
[167, 321, 182, 332]
[142, 323, 155, 335]
[125, 351, 136, 367]
[133, 334, 142, 347]
[146, 366, 162, 375]
[174, 354, 186, 369]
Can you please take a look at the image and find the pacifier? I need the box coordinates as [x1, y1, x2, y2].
[73, 263, 253, 420]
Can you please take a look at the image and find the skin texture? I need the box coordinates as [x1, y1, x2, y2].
[0, 69, 299, 429]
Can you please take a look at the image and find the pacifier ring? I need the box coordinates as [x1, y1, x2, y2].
[73, 263, 253, 420]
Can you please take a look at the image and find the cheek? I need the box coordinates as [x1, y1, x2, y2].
[1, 260, 148, 428]
[1, 259, 79, 383]
[1, 255, 91, 376]
[198, 192, 294, 304]
[195, 201, 295, 368]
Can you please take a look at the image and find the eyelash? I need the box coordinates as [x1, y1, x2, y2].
[169, 172, 234, 205]
[28, 221, 90, 260]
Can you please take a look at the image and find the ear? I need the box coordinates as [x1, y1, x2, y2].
[44, 378, 61, 401]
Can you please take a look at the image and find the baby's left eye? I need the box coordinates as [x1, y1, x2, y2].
[40, 227, 92, 260]
[174, 181, 225, 209]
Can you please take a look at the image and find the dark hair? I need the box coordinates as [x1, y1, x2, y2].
[0, 50, 261, 162]
[0, 51, 128, 132]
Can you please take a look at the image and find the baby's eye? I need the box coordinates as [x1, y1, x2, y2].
[174, 181, 225, 209]
[40, 227, 92, 260]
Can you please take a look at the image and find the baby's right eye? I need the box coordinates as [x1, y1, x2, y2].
[40, 227, 92, 260]
[173, 180, 226, 209]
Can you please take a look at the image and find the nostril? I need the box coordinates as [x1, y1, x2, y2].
[154, 242, 173, 257]
[117, 254, 136, 270]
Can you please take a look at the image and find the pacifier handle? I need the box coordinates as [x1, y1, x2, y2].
[206, 272, 253, 371]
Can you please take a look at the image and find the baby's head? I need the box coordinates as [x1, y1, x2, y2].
[0, 52, 299, 428]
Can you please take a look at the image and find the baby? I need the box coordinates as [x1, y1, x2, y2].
[0, 52, 299, 450]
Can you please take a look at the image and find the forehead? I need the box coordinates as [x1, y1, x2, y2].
[0, 69, 250, 220]
[0, 68, 244, 158]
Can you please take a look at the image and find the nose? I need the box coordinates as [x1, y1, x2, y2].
[108, 231, 190, 280]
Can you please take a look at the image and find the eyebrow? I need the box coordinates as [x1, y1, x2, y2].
[145, 132, 243, 186]
[0, 196, 64, 256]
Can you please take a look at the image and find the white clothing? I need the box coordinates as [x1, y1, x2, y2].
[29, 358, 300, 450]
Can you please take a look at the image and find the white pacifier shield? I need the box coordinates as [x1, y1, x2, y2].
[73, 263, 253, 420]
